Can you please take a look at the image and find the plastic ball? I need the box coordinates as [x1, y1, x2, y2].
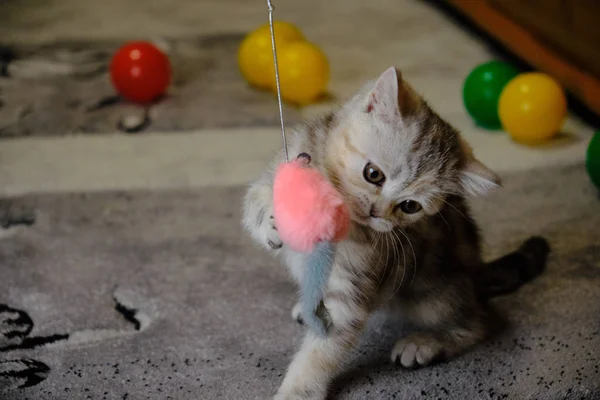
[238, 21, 304, 89]
[586, 131, 600, 190]
[462, 61, 519, 129]
[110, 41, 171, 104]
[278, 41, 329, 105]
[498, 73, 567, 144]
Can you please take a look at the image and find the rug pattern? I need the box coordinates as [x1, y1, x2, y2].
[0, 164, 599, 399]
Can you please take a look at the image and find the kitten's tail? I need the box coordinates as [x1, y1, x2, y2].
[476, 236, 551, 299]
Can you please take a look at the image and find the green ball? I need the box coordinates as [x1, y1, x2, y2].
[586, 131, 600, 190]
[463, 61, 519, 130]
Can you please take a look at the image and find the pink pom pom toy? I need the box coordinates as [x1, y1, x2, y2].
[273, 154, 350, 253]
[273, 153, 351, 336]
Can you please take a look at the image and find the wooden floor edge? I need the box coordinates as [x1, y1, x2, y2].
[444, 0, 600, 118]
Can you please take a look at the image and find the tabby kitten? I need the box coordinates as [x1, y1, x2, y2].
[242, 67, 549, 400]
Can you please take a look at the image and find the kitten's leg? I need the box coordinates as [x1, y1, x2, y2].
[275, 269, 375, 400]
[242, 174, 282, 251]
[391, 287, 488, 368]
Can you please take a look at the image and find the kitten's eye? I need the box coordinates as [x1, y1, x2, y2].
[397, 200, 422, 214]
[363, 163, 386, 185]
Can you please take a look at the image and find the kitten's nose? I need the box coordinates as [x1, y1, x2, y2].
[369, 205, 377, 218]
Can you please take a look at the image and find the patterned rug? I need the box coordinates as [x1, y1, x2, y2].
[0, 163, 599, 400]
[0, 35, 304, 137]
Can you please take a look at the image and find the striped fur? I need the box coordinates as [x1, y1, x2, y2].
[242, 67, 549, 400]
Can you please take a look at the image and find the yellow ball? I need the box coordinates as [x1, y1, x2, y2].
[238, 21, 304, 89]
[278, 41, 329, 105]
[498, 72, 567, 144]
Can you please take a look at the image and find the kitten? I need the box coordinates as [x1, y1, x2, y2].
[242, 67, 550, 400]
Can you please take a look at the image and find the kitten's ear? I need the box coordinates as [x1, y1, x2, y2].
[460, 159, 501, 196]
[365, 67, 400, 118]
[459, 138, 501, 197]
[366, 67, 418, 119]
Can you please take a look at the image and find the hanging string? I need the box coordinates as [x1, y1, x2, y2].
[266, 0, 289, 162]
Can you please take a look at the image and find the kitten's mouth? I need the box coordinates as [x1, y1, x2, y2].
[345, 196, 377, 225]
[354, 215, 370, 225]
[348, 205, 371, 225]
[348, 203, 394, 232]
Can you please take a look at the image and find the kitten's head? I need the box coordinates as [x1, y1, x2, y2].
[326, 67, 500, 232]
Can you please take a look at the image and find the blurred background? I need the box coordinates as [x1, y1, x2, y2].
[0, 0, 597, 196]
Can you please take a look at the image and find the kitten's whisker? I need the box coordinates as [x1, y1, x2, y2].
[397, 228, 417, 289]
[369, 231, 378, 247]
[425, 197, 451, 228]
[436, 192, 493, 251]
[374, 232, 388, 288]
[387, 232, 400, 297]
[366, 230, 381, 280]
[390, 230, 404, 292]
[437, 207, 451, 228]
[383, 233, 393, 288]
[432, 194, 471, 224]
[389, 228, 406, 299]
[440, 190, 463, 197]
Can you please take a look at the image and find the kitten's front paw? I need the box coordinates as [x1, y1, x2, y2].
[291, 302, 305, 325]
[261, 215, 283, 250]
[243, 186, 283, 251]
[391, 333, 444, 368]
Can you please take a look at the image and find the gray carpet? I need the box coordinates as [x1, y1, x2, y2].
[0, 163, 599, 400]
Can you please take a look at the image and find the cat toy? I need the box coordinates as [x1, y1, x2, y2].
[266, 0, 351, 337]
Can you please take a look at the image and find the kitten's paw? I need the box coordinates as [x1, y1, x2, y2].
[391, 333, 444, 368]
[291, 302, 305, 325]
[266, 215, 283, 250]
[257, 214, 282, 251]
[243, 185, 282, 251]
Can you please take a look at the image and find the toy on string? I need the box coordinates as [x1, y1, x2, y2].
[273, 153, 350, 336]
[266, 0, 351, 337]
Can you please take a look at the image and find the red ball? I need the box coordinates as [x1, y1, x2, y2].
[110, 41, 171, 104]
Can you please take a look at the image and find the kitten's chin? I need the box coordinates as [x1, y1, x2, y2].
[369, 218, 395, 233]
